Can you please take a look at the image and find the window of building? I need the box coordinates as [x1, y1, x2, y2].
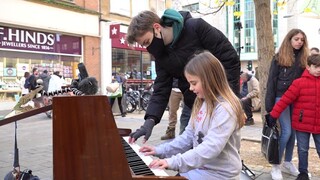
[0, 50, 80, 91]
[272, 1, 279, 48]
[111, 48, 152, 80]
[182, 3, 199, 12]
[244, 0, 256, 53]
[233, 0, 241, 55]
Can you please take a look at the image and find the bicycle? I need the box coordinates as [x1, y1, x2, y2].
[124, 87, 152, 113]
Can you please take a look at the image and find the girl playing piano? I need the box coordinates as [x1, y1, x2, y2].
[139, 51, 245, 179]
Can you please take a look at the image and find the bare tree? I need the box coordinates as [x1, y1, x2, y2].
[175, 0, 275, 119]
[253, 0, 274, 119]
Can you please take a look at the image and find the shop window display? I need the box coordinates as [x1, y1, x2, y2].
[111, 48, 154, 91]
[0, 51, 80, 101]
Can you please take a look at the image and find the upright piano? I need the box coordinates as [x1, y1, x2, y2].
[0, 95, 186, 180]
[52, 95, 187, 180]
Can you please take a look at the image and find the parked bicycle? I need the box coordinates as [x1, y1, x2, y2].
[124, 86, 152, 113]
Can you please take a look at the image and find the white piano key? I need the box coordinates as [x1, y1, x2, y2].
[123, 136, 169, 176]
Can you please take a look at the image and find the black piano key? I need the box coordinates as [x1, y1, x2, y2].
[127, 156, 144, 162]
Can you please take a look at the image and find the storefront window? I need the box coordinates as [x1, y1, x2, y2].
[112, 48, 152, 80]
[0, 50, 80, 101]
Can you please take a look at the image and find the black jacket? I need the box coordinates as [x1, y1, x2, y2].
[145, 11, 240, 124]
[29, 74, 38, 91]
[265, 51, 305, 112]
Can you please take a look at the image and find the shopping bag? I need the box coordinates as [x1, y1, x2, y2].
[107, 83, 122, 98]
[106, 82, 120, 93]
[261, 120, 280, 164]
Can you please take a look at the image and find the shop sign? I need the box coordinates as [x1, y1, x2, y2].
[111, 32, 147, 52]
[17, 63, 29, 76]
[110, 24, 147, 52]
[0, 26, 81, 55]
[3, 68, 17, 77]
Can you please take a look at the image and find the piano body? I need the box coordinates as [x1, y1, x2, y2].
[52, 95, 187, 180]
[0, 95, 186, 179]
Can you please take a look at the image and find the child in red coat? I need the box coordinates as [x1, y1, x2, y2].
[267, 54, 320, 180]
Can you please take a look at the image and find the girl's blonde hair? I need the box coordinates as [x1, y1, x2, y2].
[277, 29, 309, 68]
[184, 51, 244, 128]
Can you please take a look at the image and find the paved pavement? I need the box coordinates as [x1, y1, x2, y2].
[0, 100, 318, 179]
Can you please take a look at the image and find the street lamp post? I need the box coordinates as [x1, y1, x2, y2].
[235, 22, 243, 59]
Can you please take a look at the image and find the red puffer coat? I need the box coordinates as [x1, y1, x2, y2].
[270, 69, 320, 134]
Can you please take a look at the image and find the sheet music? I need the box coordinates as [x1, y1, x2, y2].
[123, 136, 168, 176]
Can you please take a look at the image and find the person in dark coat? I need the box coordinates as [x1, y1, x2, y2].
[28, 67, 39, 91]
[265, 28, 309, 180]
[39, 69, 51, 92]
[126, 9, 240, 143]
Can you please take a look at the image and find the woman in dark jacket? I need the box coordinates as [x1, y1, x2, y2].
[265, 29, 309, 180]
[126, 9, 240, 143]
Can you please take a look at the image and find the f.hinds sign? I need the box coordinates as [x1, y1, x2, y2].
[0, 26, 81, 55]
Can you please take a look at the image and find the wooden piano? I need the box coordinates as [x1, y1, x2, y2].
[52, 95, 187, 180]
[0, 95, 186, 179]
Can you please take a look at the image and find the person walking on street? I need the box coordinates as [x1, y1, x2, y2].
[28, 67, 39, 91]
[20, 71, 30, 96]
[108, 72, 126, 117]
[126, 9, 240, 144]
[39, 70, 51, 93]
[240, 72, 261, 126]
[48, 71, 63, 93]
[265, 28, 309, 180]
[46, 71, 63, 118]
[161, 78, 183, 140]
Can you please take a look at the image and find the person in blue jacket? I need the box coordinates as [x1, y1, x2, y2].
[126, 9, 240, 143]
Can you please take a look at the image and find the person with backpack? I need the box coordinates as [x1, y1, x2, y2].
[25, 67, 39, 91]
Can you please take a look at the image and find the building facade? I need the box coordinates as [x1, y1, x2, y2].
[99, 0, 170, 94]
[175, 0, 320, 74]
[0, 0, 100, 101]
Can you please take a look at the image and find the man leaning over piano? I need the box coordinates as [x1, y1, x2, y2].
[127, 9, 240, 144]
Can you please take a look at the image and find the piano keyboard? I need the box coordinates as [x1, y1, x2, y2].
[122, 136, 169, 176]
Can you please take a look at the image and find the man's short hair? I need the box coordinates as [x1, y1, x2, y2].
[126, 10, 161, 44]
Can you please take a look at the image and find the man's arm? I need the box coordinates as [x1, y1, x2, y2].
[144, 65, 173, 124]
[129, 62, 173, 143]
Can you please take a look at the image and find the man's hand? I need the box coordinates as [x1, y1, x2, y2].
[129, 119, 155, 144]
[265, 114, 277, 127]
